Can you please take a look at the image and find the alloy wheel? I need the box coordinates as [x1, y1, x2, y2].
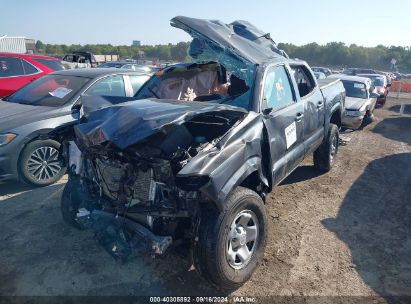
[226, 210, 259, 269]
[26, 146, 62, 181]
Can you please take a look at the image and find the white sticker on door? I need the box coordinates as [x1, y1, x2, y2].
[285, 121, 297, 149]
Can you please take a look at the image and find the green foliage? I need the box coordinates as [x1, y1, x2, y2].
[37, 41, 191, 63]
[278, 42, 411, 72]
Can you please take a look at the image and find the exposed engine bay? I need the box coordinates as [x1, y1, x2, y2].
[65, 107, 247, 260]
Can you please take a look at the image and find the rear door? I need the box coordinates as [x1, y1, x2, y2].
[290, 64, 325, 155]
[261, 64, 305, 185]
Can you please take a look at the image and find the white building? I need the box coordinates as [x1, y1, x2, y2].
[0, 36, 32, 54]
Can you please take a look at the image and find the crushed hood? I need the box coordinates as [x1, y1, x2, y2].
[345, 97, 368, 111]
[75, 98, 247, 150]
[170, 16, 285, 65]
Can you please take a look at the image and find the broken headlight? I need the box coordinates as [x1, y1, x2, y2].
[175, 175, 210, 191]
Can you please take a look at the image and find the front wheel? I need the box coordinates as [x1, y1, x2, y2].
[19, 139, 66, 186]
[313, 123, 339, 172]
[193, 187, 267, 290]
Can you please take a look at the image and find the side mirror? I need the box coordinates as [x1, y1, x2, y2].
[71, 98, 82, 113]
[263, 107, 273, 115]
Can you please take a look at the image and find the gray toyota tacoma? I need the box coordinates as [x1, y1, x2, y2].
[61, 16, 345, 289]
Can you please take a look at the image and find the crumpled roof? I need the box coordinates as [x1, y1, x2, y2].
[171, 16, 286, 65]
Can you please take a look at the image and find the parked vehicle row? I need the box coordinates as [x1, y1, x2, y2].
[98, 61, 161, 74]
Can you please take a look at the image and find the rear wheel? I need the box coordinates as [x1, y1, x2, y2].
[193, 186, 267, 290]
[313, 123, 339, 172]
[19, 139, 66, 186]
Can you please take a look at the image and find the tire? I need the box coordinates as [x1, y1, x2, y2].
[313, 123, 339, 173]
[61, 177, 83, 230]
[193, 186, 267, 290]
[362, 111, 374, 127]
[19, 139, 66, 186]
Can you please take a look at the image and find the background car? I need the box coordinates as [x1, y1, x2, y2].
[313, 71, 326, 79]
[342, 68, 378, 76]
[62, 51, 98, 68]
[357, 73, 389, 107]
[329, 74, 378, 129]
[312, 67, 332, 76]
[0, 68, 151, 186]
[0, 53, 65, 98]
[98, 61, 161, 74]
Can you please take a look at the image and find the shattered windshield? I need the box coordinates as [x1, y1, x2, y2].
[135, 62, 253, 110]
[135, 30, 256, 110]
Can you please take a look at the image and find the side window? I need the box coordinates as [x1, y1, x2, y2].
[290, 65, 315, 98]
[263, 65, 295, 111]
[22, 60, 39, 75]
[0, 57, 24, 77]
[129, 75, 150, 95]
[63, 55, 73, 62]
[85, 75, 126, 97]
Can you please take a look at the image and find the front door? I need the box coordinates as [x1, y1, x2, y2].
[261, 65, 305, 186]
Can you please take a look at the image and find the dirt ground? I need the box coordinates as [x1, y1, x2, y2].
[0, 96, 410, 303]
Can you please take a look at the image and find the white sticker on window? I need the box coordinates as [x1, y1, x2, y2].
[49, 87, 72, 98]
[285, 121, 297, 149]
[354, 83, 365, 89]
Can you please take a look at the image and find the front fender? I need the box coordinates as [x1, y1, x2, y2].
[217, 156, 267, 205]
[176, 112, 268, 210]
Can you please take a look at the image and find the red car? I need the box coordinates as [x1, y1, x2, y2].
[358, 73, 390, 107]
[0, 53, 65, 98]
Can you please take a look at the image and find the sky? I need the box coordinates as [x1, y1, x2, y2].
[1, 0, 410, 47]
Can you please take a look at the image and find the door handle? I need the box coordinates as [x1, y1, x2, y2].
[295, 112, 304, 121]
[317, 101, 324, 108]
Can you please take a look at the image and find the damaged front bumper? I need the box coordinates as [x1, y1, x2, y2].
[76, 208, 173, 260]
[342, 111, 365, 130]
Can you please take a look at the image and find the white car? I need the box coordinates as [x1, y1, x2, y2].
[329, 74, 379, 129]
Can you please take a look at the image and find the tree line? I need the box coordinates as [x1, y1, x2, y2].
[278, 42, 411, 72]
[35, 40, 411, 72]
[35, 40, 191, 62]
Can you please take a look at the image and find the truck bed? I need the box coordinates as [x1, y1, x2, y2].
[318, 78, 345, 106]
[317, 78, 341, 90]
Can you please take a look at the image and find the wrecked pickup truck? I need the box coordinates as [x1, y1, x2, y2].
[60, 16, 345, 289]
